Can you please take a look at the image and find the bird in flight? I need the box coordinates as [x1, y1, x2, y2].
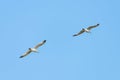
[73, 24, 99, 37]
[20, 40, 46, 58]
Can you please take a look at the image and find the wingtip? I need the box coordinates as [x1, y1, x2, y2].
[19, 56, 24, 58]
[44, 40, 46, 42]
[97, 24, 100, 26]
[73, 34, 77, 37]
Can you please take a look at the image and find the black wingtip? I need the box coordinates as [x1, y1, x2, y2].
[19, 56, 24, 58]
[44, 40, 46, 42]
[73, 35, 77, 37]
[97, 24, 100, 26]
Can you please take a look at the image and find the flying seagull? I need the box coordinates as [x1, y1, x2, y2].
[73, 24, 99, 36]
[20, 40, 46, 58]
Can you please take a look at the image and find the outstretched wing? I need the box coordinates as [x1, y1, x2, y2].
[73, 29, 85, 36]
[34, 40, 46, 49]
[20, 50, 31, 58]
[87, 24, 99, 30]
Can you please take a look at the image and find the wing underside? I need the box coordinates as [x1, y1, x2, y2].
[34, 40, 46, 49]
[20, 50, 31, 58]
[73, 29, 85, 36]
[87, 24, 99, 30]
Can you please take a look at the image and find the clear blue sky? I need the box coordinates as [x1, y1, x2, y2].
[0, 0, 120, 80]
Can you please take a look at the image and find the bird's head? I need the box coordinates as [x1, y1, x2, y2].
[82, 28, 85, 30]
[29, 48, 31, 50]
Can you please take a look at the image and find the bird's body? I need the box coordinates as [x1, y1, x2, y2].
[20, 40, 46, 58]
[84, 28, 91, 33]
[29, 48, 38, 52]
[73, 24, 99, 36]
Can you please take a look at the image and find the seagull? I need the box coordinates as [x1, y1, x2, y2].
[73, 24, 100, 36]
[20, 40, 46, 58]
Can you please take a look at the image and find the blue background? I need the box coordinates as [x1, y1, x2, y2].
[0, 0, 120, 80]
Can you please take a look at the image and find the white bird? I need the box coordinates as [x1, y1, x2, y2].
[20, 40, 46, 58]
[73, 24, 99, 36]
